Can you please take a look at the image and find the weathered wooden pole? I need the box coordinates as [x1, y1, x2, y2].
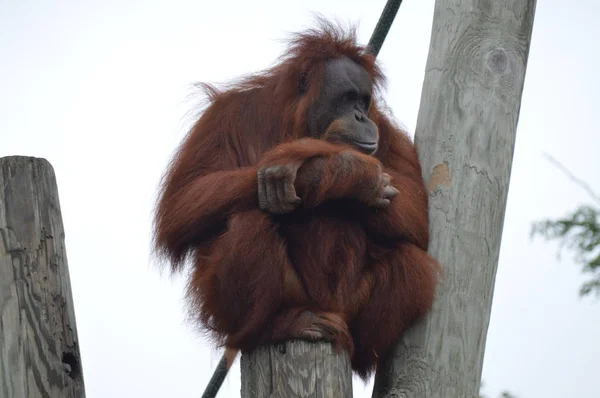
[241, 340, 352, 397]
[372, 1, 537, 397]
[0, 156, 86, 398]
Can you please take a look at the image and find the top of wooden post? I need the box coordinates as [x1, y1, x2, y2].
[0, 155, 86, 398]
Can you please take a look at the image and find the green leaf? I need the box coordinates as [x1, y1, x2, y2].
[532, 205, 600, 297]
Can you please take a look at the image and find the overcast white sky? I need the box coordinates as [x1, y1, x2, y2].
[2, 0, 599, 397]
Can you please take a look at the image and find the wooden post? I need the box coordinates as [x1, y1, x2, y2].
[0, 156, 85, 398]
[241, 341, 352, 397]
[372, 1, 537, 397]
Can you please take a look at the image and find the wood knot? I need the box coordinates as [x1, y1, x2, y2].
[487, 49, 508, 74]
[62, 352, 81, 379]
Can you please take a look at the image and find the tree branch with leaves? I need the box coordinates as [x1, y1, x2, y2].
[531, 153, 600, 298]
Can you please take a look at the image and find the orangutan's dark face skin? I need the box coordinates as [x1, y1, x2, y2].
[305, 57, 379, 155]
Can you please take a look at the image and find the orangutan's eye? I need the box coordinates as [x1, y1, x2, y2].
[342, 90, 358, 103]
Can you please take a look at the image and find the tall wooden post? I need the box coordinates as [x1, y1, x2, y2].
[372, 1, 537, 397]
[0, 156, 86, 398]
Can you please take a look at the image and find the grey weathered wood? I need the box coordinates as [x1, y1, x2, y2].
[372, 1, 537, 397]
[241, 341, 352, 397]
[0, 156, 85, 398]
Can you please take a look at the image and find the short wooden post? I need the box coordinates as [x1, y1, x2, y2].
[0, 156, 86, 398]
[372, 1, 537, 397]
[241, 341, 352, 397]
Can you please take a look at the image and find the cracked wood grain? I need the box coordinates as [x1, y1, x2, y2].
[0, 156, 85, 398]
[372, 1, 537, 397]
[241, 341, 352, 397]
